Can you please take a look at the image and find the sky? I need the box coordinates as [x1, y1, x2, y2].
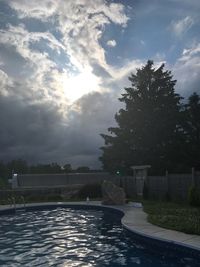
[0, 0, 199, 168]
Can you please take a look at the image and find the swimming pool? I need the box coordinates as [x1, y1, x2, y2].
[0, 205, 199, 266]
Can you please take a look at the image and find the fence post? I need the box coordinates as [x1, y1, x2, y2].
[166, 170, 170, 200]
[191, 167, 195, 186]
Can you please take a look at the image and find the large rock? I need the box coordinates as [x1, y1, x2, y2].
[102, 180, 126, 205]
[61, 185, 82, 200]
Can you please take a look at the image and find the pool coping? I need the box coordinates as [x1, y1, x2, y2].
[120, 203, 200, 253]
[0, 201, 200, 252]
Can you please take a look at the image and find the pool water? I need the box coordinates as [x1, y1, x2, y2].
[0, 207, 199, 266]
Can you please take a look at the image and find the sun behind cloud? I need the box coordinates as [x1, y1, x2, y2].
[61, 68, 101, 102]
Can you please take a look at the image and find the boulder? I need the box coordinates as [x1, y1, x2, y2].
[61, 185, 82, 200]
[102, 180, 126, 205]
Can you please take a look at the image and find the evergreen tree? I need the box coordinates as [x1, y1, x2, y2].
[100, 60, 183, 174]
[183, 92, 200, 169]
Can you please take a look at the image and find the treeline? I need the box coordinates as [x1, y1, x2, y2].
[0, 160, 100, 187]
[100, 60, 200, 175]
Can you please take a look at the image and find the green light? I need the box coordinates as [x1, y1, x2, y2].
[116, 170, 120, 175]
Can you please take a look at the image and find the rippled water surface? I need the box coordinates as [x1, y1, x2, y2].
[0, 207, 199, 266]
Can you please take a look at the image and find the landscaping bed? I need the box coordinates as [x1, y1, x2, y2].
[143, 201, 200, 235]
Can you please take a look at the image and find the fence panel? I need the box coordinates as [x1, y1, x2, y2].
[147, 176, 167, 199]
[168, 174, 192, 201]
[121, 176, 136, 198]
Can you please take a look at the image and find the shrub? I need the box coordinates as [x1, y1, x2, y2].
[144, 201, 200, 235]
[78, 183, 102, 199]
[164, 191, 171, 202]
[46, 195, 63, 202]
[0, 177, 8, 189]
[188, 186, 200, 207]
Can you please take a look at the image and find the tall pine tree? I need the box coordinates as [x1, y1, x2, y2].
[182, 92, 200, 169]
[100, 60, 183, 174]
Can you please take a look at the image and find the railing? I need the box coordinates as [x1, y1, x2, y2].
[20, 196, 26, 209]
[9, 196, 26, 212]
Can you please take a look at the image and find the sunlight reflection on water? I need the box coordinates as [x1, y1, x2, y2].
[0, 207, 199, 267]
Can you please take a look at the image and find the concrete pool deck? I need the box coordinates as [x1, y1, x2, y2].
[0, 201, 200, 252]
[120, 203, 200, 252]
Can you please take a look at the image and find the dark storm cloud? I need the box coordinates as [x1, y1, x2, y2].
[0, 90, 63, 159]
[0, 77, 120, 168]
[63, 92, 121, 167]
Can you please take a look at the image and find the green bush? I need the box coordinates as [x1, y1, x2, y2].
[78, 183, 102, 199]
[164, 191, 171, 202]
[144, 201, 200, 235]
[148, 213, 200, 235]
[188, 186, 200, 207]
[0, 198, 11, 205]
[25, 195, 46, 203]
[46, 195, 63, 202]
[0, 177, 8, 189]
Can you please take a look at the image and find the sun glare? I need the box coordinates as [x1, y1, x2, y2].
[62, 70, 100, 102]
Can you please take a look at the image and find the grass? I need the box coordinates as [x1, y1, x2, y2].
[143, 200, 200, 235]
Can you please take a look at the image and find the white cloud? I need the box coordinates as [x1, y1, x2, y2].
[107, 40, 117, 47]
[0, 23, 71, 112]
[8, 0, 129, 26]
[56, 1, 128, 73]
[1, 0, 130, 108]
[173, 42, 200, 95]
[170, 16, 194, 37]
[0, 69, 13, 96]
[0, 0, 136, 166]
[7, 0, 59, 21]
[181, 43, 200, 60]
[7, 0, 128, 70]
